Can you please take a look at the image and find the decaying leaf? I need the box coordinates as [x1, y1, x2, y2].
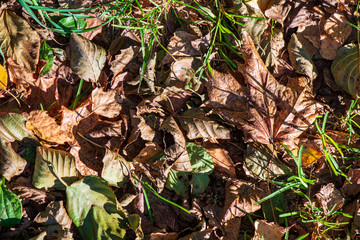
[258, 27, 285, 71]
[101, 148, 130, 188]
[341, 168, 360, 197]
[206, 31, 321, 148]
[179, 108, 231, 140]
[166, 57, 201, 88]
[26, 110, 74, 145]
[91, 87, 122, 118]
[288, 34, 318, 81]
[264, 0, 291, 25]
[69, 33, 106, 82]
[0, 136, 27, 181]
[331, 43, 359, 98]
[32, 146, 79, 190]
[315, 183, 344, 215]
[0, 113, 37, 144]
[0, 10, 40, 72]
[253, 219, 288, 240]
[110, 46, 140, 77]
[34, 201, 72, 229]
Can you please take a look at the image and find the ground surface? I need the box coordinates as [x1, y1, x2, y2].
[0, 0, 359, 239]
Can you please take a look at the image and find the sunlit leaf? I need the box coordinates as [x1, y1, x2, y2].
[0, 65, 7, 90]
[0, 137, 27, 181]
[0, 176, 22, 227]
[101, 149, 130, 188]
[32, 146, 79, 190]
[39, 40, 54, 75]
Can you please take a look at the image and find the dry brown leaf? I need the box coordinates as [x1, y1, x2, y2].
[34, 201, 72, 229]
[202, 142, 236, 178]
[320, 11, 352, 60]
[206, 31, 321, 148]
[26, 110, 73, 145]
[133, 142, 163, 163]
[316, 183, 344, 215]
[0, 10, 40, 72]
[223, 179, 266, 222]
[162, 31, 200, 64]
[110, 46, 139, 77]
[341, 168, 360, 197]
[166, 57, 201, 88]
[150, 232, 179, 240]
[264, 0, 291, 25]
[80, 17, 102, 40]
[91, 87, 122, 118]
[11, 185, 52, 204]
[160, 116, 192, 172]
[253, 219, 288, 240]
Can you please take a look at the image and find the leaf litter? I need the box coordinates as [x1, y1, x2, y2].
[1, 0, 360, 239]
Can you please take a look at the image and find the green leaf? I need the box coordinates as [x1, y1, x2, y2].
[0, 113, 37, 144]
[0, 10, 40, 72]
[69, 33, 106, 83]
[66, 176, 127, 239]
[39, 40, 54, 75]
[331, 43, 359, 98]
[165, 143, 214, 197]
[0, 177, 22, 227]
[262, 192, 287, 224]
[178, 109, 231, 140]
[32, 146, 79, 190]
[101, 148, 130, 188]
[58, 16, 87, 36]
[0, 136, 27, 181]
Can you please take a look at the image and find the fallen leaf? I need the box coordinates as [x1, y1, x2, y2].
[144, 52, 156, 92]
[11, 185, 51, 204]
[0, 136, 27, 181]
[179, 108, 231, 140]
[69, 33, 106, 82]
[258, 27, 285, 71]
[206, 31, 321, 148]
[150, 232, 179, 240]
[166, 57, 201, 88]
[331, 43, 359, 98]
[223, 179, 266, 222]
[341, 168, 360, 197]
[0, 176, 22, 227]
[288, 34, 318, 81]
[101, 148, 130, 188]
[264, 0, 291, 25]
[202, 141, 236, 178]
[320, 11, 352, 60]
[110, 46, 140, 77]
[39, 40, 54, 75]
[0, 10, 40, 72]
[26, 110, 73, 145]
[80, 17, 103, 40]
[91, 87, 122, 118]
[133, 142, 163, 163]
[253, 219, 288, 240]
[351, 200, 360, 238]
[34, 201, 72, 229]
[0, 113, 37, 143]
[162, 31, 200, 64]
[0, 64, 7, 89]
[32, 146, 79, 190]
[315, 183, 344, 215]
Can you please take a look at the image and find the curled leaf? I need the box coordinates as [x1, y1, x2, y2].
[0, 137, 27, 181]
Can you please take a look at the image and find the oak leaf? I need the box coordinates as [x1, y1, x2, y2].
[206, 31, 321, 148]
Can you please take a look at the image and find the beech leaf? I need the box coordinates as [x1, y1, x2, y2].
[66, 176, 127, 239]
[32, 146, 79, 190]
[101, 148, 130, 188]
[0, 10, 40, 72]
[0, 64, 7, 90]
[0, 136, 27, 181]
[179, 108, 231, 140]
[69, 33, 106, 82]
[0, 113, 37, 143]
[91, 87, 122, 118]
[206, 31, 321, 148]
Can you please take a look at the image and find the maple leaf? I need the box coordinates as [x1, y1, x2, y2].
[206, 31, 322, 148]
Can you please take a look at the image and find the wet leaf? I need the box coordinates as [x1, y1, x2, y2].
[0, 64, 7, 89]
[69, 33, 106, 82]
[101, 148, 130, 188]
[331, 43, 359, 98]
[179, 108, 231, 140]
[206, 31, 321, 148]
[0, 10, 40, 72]
[66, 176, 127, 239]
[0, 176, 22, 227]
[288, 34, 318, 81]
[26, 110, 74, 145]
[0, 136, 27, 181]
[32, 146, 79, 190]
[91, 87, 122, 118]
[39, 40, 54, 75]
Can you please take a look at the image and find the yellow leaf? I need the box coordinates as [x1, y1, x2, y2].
[0, 65, 7, 90]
